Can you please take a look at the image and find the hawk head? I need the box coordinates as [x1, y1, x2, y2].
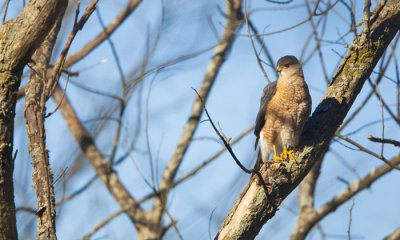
[276, 55, 303, 78]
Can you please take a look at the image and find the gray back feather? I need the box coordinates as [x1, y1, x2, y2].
[254, 81, 277, 149]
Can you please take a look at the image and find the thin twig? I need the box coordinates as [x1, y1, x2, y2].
[264, 0, 293, 4]
[192, 88, 251, 174]
[45, 73, 70, 118]
[82, 209, 125, 240]
[335, 133, 400, 171]
[248, 20, 277, 77]
[154, 0, 244, 228]
[65, 0, 142, 67]
[244, 0, 271, 83]
[347, 199, 355, 240]
[368, 78, 400, 126]
[368, 136, 400, 147]
[192, 88, 275, 208]
[242, 0, 339, 37]
[80, 126, 253, 239]
[2, 0, 10, 23]
[46, 0, 100, 99]
[95, 8, 127, 168]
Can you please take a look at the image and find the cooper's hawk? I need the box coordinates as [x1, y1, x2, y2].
[254, 55, 311, 163]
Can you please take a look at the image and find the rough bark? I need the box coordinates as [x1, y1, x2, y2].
[216, 1, 400, 239]
[24, 3, 67, 239]
[0, 0, 69, 239]
[0, 70, 20, 240]
[384, 227, 400, 240]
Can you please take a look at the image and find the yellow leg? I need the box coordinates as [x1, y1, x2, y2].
[272, 145, 283, 161]
[281, 146, 296, 161]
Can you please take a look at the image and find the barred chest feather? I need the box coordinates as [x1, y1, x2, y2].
[267, 76, 311, 123]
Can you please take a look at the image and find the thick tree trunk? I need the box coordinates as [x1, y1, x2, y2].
[0, 70, 20, 240]
[0, 0, 69, 239]
[216, 1, 400, 239]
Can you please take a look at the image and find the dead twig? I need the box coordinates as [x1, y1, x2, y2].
[192, 88, 275, 208]
[46, 0, 100, 99]
[335, 133, 400, 171]
[347, 199, 355, 240]
[192, 88, 251, 174]
[368, 135, 400, 147]
[244, 0, 271, 83]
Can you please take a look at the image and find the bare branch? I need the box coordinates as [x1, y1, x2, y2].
[65, 0, 142, 67]
[317, 155, 400, 228]
[193, 88, 252, 174]
[2, 0, 10, 23]
[24, 4, 67, 238]
[291, 154, 324, 240]
[336, 133, 400, 171]
[244, 0, 271, 83]
[52, 85, 147, 231]
[82, 209, 126, 240]
[151, 1, 244, 237]
[81, 126, 253, 239]
[291, 155, 400, 239]
[95, 8, 127, 169]
[255, 0, 338, 37]
[347, 199, 355, 240]
[46, 0, 100, 99]
[368, 78, 400, 126]
[368, 135, 400, 147]
[384, 227, 400, 240]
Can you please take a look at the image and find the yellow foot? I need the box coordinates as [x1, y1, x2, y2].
[280, 146, 296, 161]
[272, 145, 283, 161]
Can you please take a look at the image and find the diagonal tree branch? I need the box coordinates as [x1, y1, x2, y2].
[216, 1, 400, 239]
[81, 126, 254, 239]
[0, 0, 68, 239]
[146, 0, 244, 238]
[317, 155, 400, 222]
[52, 85, 149, 232]
[339, 34, 399, 132]
[384, 227, 400, 240]
[291, 152, 324, 239]
[291, 155, 400, 239]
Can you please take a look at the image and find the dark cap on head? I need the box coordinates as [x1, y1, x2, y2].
[276, 55, 300, 69]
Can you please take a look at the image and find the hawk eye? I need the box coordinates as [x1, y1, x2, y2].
[284, 64, 290, 68]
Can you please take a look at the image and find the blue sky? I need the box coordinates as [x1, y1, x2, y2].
[8, 0, 400, 239]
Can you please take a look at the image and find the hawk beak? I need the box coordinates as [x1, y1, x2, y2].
[276, 65, 281, 73]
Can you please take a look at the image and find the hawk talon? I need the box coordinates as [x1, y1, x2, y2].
[280, 146, 296, 161]
[272, 145, 284, 161]
[272, 155, 284, 161]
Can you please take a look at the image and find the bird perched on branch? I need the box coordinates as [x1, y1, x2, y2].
[254, 55, 311, 163]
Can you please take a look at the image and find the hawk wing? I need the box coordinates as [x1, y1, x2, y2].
[254, 81, 277, 149]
